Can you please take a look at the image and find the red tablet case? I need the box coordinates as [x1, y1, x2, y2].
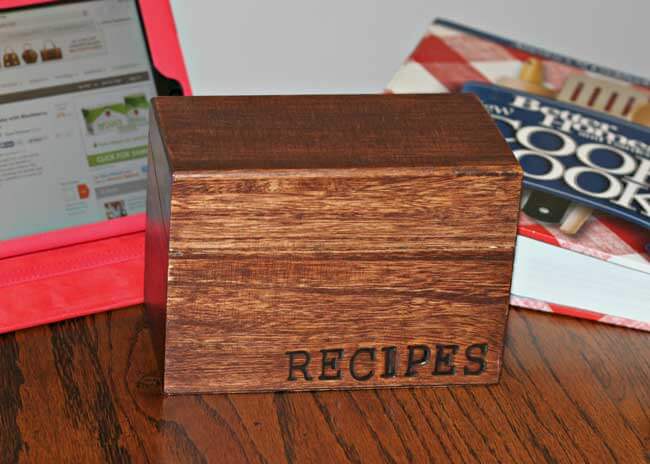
[0, 0, 191, 333]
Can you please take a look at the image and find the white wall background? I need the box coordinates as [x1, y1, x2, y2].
[170, 0, 650, 95]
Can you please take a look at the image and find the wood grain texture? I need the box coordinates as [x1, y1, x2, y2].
[151, 94, 518, 171]
[146, 95, 522, 393]
[144, 117, 173, 374]
[0, 306, 647, 463]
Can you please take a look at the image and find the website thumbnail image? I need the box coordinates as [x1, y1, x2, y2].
[0, 8, 106, 69]
[78, 87, 153, 222]
[81, 94, 149, 135]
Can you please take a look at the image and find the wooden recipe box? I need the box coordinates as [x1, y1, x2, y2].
[145, 94, 522, 394]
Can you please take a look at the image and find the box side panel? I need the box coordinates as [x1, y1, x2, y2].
[144, 117, 173, 378]
[164, 167, 522, 393]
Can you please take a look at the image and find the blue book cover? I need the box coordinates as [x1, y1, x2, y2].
[463, 82, 650, 232]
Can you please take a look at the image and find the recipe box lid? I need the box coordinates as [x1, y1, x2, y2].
[150, 94, 519, 173]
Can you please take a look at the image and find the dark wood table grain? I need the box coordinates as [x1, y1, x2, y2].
[0, 305, 647, 463]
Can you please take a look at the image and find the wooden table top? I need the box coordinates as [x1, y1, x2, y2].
[0, 306, 647, 463]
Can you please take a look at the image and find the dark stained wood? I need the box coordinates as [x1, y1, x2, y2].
[0, 306, 647, 463]
[151, 94, 519, 171]
[144, 117, 173, 374]
[146, 95, 522, 393]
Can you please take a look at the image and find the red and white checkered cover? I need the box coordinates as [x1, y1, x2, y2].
[386, 20, 650, 330]
[387, 22, 650, 98]
[510, 295, 650, 331]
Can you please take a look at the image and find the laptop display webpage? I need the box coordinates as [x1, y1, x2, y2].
[0, 0, 158, 240]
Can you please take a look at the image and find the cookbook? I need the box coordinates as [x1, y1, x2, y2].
[387, 19, 649, 330]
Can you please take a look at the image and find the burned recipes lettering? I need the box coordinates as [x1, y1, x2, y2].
[286, 343, 489, 382]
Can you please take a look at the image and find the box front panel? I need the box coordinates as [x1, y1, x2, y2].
[164, 167, 520, 393]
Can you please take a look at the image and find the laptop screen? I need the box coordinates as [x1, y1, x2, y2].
[0, 0, 158, 240]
